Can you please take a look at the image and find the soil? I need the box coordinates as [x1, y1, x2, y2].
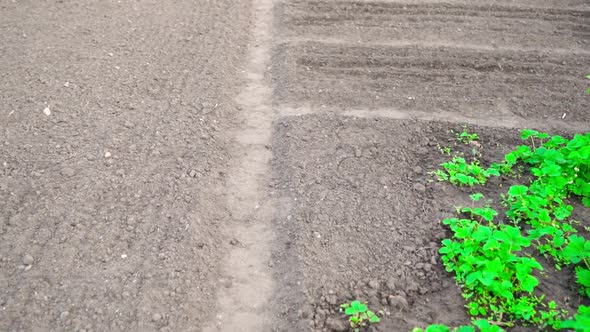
[269, 0, 589, 331]
[274, 0, 590, 124]
[275, 42, 590, 122]
[0, 1, 251, 331]
[269, 115, 588, 331]
[1, 0, 589, 331]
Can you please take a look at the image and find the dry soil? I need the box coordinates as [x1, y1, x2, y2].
[1, 0, 589, 331]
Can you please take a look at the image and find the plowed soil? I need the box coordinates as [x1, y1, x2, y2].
[269, 0, 590, 331]
[1, 0, 589, 331]
[275, 43, 590, 122]
[1, 1, 250, 331]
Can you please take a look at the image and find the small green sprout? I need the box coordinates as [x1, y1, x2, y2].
[437, 144, 452, 155]
[456, 129, 480, 144]
[340, 300, 380, 330]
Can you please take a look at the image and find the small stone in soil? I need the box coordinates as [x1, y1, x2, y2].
[413, 166, 423, 174]
[152, 313, 162, 322]
[22, 254, 34, 266]
[229, 238, 239, 245]
[104, 151, 112, 158]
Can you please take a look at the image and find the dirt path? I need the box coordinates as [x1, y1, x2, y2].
[204, 0, 276, 330]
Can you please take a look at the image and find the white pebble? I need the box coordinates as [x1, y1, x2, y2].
[43, 107, 51, 116]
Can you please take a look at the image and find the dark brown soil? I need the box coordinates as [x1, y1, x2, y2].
[269, 0, 590, 331]
[273, 0, 590, 124]
[0, 1, 251, 331]
[274, 42, 590, 122]
[269, 115, 588, 331]
[2, 0, 589, 331]
[282, 0, 590, 50]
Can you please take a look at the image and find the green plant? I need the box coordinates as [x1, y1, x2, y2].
[340, 300, 380, 330]
[456, 129, 480, 144]
[422, 129, 590, 331]
[437, 144, 453, 155]
[439, 215, 545, 325]
[560, 305, 590, 331]
[434, 157, 500, 186]
[586, 75, 590, 94]
[497, 131, 590, 296]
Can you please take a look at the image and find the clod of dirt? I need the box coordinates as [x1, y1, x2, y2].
[325, 317, 348, 332]
[325, 294, 338, 305]
[152, 313, 162, 322]
[413, 183, 426, 192]
[219, 278, 233, 289]
[417, 147, 429, 155]
[297, 306, 312, 319]
[61, 167, 75, 177]
[368, 279, 380, 289]
[22, 254, 34, 266]
[59, 311, 69, 320]
[229, 238, 239, 245]
[385, 277, 396, 291]
[354, 147, 362, 158]
[412, 166, 423, 174]
[387, 295, 409, 311]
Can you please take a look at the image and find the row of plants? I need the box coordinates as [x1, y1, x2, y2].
[422, 129, 590, 331]
[339, 128, 589, 332]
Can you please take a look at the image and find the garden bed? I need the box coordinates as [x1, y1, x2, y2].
[269, 114, 587, 331]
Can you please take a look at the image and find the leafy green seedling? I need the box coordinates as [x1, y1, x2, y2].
[437, 157, 500, 186]
[340, 300, 380, 330]
[457, 130, 480, 144]
[437, 144, 452, 155]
